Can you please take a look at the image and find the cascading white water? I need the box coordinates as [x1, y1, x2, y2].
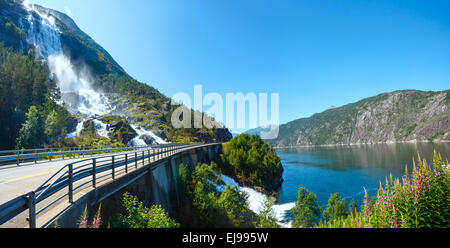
[66, 120, 84, 138]
[21, 3, 113, 117]
[20, 2, 168, 145]
[47, 54, 114, 116]
[130, 124, 168, 146]
[92, 120, 110, 138]
[214, 174, 295, 228]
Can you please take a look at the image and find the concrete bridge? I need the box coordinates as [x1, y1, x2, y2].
[0, 143, 223, 228]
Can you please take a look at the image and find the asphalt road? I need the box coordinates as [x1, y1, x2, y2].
[0, 151, 143, 206]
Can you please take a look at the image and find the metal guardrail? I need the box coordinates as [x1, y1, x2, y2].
[0, 146, 110, 155]
[0, 142, 206, 228]
[0, 145, 152, 166]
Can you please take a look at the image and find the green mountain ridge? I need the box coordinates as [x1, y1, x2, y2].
[254, 89, 450, 147]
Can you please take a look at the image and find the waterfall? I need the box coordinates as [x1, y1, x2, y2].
[20, 3, 113, 117]
[130, 124, 168, 146]
[215, 174, 295, 228]
[19, 3, 168, 146]
[66, 120, 84, 138]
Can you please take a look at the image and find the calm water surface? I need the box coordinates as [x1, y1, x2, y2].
[275, 143, 450, 209]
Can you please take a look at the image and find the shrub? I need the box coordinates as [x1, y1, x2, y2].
[110, 193, 179, 228]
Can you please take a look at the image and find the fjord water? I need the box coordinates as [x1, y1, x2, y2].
[275, 142, 450, 214]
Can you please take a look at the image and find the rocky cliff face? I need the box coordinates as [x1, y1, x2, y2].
[268, 90, 450, 147]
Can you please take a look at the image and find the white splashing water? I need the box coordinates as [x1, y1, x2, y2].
[47, 54, 113, 116]
[66, 119, 109, 139]
[66, 120, 84, 138]
[19, 3, 168, 146]
[92, 120, 109, 138]
[21, 4, 112, 117]
[130, 124, 168, 146]
[215, 174, 295, 228]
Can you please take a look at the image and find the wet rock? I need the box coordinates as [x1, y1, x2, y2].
[140, 134, 156, 145]
[107, 120, 138, 144]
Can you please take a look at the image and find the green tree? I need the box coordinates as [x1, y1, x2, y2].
[220, 134, 283, 192]
[254, 200, 279, 228]
[45, 110, 59, 138]
[0, 43, 53, 149]
[191, 181, 221, 227]
[218, 185, 253, 228]
[291, 187, 322, 228]
[15, 106, 44, 149]
[323, 193, 349, 222]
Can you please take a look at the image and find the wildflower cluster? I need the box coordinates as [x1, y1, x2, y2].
[78, 204, 102, 229]
[322, 151, 449, 228]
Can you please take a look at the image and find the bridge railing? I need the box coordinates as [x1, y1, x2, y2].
[0, 142, 201, 228]
[0, 145, 153, 166]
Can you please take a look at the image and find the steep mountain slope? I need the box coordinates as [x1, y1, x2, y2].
[264, 90, 450, 147]
[0, 0, 232, 148]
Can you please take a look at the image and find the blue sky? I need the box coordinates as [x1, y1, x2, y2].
[29, 0, 450, 133]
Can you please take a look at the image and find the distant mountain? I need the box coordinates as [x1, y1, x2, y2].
[259, 90, 450, 147]
[244, 125, 279, 139]
[0, 0, 232, 148]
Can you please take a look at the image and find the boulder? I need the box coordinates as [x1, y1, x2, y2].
[140, 134, 156, 145]
[107, 120, 138, 144]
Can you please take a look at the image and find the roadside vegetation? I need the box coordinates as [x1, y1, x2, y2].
[176, 162, 278, 228]
[290, 152, 449, 228]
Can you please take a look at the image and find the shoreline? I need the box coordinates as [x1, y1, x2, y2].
[272, 140, 450, 149]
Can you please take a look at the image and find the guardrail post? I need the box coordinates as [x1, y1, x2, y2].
[112, 156, 115, 180]
[148, 150, 150, 163]
[17, 151, 19, 166]
[92, 158, 97, 188]
[150, 149, 153, 162]
[27, 191, 36, 228]
[135, 152, 138, 169]
[142, 151, 144, 165]
[68, 164, 73, 203]
[125, 154, 128, 173]
[34, 149, 37, 164]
